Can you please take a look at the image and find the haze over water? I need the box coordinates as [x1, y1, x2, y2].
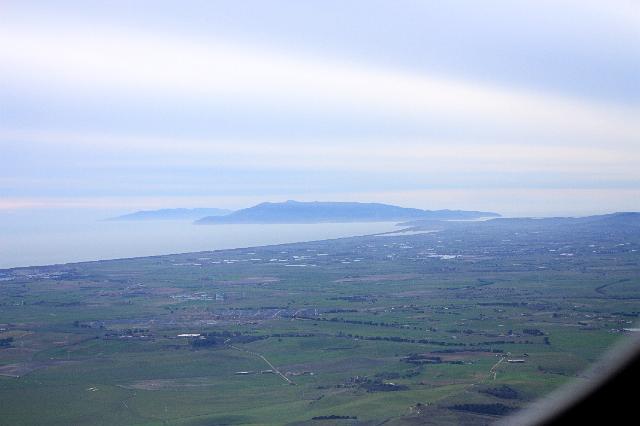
[0, 210, 398, 269]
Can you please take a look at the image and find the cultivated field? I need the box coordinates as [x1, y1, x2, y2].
[1, 217, 639, 425]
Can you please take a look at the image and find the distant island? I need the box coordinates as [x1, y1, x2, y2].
[195, 200, 500, 224]
[108, 208, 232, 221]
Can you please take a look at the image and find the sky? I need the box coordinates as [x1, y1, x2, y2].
[1, 0, 639, 217]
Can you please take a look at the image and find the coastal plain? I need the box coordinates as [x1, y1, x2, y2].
[1, 216, 639, 425]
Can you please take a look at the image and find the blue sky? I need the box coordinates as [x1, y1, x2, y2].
[1, 1, 639, 216]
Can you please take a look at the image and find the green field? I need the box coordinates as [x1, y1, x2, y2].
[1, 218, 639, 425]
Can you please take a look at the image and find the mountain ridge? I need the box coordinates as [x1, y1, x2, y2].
[195, 200, 500, 225]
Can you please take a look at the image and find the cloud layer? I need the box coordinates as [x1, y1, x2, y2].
[1, 2, 639, 215]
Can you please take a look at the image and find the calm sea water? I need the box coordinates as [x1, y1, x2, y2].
[0, 210, 399, 269]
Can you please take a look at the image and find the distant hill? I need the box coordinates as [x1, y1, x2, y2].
[576, 212, 640, 226]
[406, 212, 640, 231]
[108, 208, 232, 221]
[505, 212, 640, 229]
[195, 200, 500, 224]
[479, 212, 640, 228]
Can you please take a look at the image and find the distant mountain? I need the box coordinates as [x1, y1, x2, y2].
[108, 208, 232, 221]
[195, 200, 500, 224]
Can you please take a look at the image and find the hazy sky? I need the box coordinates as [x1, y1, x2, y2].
[1, 1, 639, 216]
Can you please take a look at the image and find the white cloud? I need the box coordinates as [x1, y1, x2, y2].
[3, 130, 637, 176]
[1, 14, 638, 216]
[1, 22, 638, 146]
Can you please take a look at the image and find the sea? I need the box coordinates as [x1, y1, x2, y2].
[0, 209, 400, 269]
